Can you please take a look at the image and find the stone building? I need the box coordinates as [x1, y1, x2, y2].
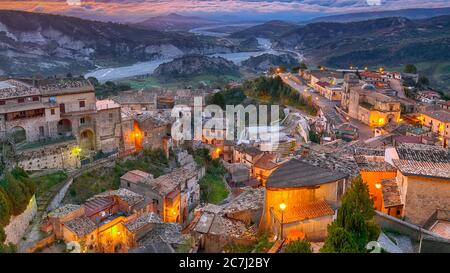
[419, 108, 450, 147]
[261, 158, 350, 241]
[45, 189, 157, 253]
[384, 144, 450, 226]
[0, 78, 123, 170]
[112, 90, 156, 111]
[346, 83, 401, 127]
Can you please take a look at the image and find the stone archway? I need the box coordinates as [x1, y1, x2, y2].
[79, 129, 95, 151]
[10, 126, 26, 143]
[387, 114, 395, 123]
[57, 119, 72, 136]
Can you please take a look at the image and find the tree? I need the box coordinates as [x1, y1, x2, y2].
[418, 75, 430, 86]
[87, 77, 99, 87]
[321, 175, 380, 253]
[0, 187, 11, 227]
[283, 239, 313, 253]
[403, 64, 417, 74]
[209, 92, 226, 109]
[1, 173, 29, 216]
[320, 223, 359, 253]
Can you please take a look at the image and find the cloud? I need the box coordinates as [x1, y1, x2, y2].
[0, 0, 449, 22]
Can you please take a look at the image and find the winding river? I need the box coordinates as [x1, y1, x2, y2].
[85, 25, 292, 82]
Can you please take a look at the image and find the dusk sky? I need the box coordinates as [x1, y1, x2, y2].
[0, 0, 450, 22]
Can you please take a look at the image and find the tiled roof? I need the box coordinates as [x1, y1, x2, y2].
[124, 212, 162, 233]
[92, 188, 145, 207]
[267, 158, 348, 189]
[235, 145, 263, 157]
[254, 153, 278, 170]
[64, 216, 97, 237]
[222, 188, 264, 214]
[120, 170, 152, 184]
[393, 159, 450, 180]
[273, 200, 335, 223]
[48, 204, 81, 218]
[396, 143, 450, 163]
[393, 135, 422, 144]
[354, 156, 396, 172]
[421, 109, 450, 123]
[381, 179, 403, 208]
[0, 79, 40, 99]
[112, 90, 156, 104]
[84, 197, 115, 217]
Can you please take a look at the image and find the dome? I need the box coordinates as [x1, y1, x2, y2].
[362, 83, 376, 91]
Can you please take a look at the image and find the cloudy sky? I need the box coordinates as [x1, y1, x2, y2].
[1, 0, 450, 22]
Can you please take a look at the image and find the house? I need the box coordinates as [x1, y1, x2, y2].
[120, 163, 204, 226]
[251, 153, 282, 186]
[233, 145, 264, 169]
[261, 158, 350, 241]
[111, 90, 156, 111]
[419, 109, 450, 147]
[0, 78, 123, 170]
[346, 83, 401, 127]
[417, 90, 442, 104]
[384, 144, 450, 226]
[46, 189, 156, 253]
[355, 155, 397, 214]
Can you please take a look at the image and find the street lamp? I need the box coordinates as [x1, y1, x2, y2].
[279, 202, 286, 240]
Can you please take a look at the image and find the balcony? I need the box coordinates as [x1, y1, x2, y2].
[60, 103, 97, 117]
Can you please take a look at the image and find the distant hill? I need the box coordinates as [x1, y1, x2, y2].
[241, 54, 298, 73]
[305, 7, 450, 23]
[267, 15, 450, 93]
[133, 13, 219, 32]
[0, 10, 235, 76]
[229, 20, 299, 39]
[153, 55, 240, 80]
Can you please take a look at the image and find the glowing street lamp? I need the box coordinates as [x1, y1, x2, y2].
[279, 202, 286, 240]
[375, 183, 382, 189]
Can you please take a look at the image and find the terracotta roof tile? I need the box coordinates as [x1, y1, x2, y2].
[381, 179, 403, 208]
[274, 200, 335, 223]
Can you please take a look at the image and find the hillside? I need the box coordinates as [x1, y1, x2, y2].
[152, 55, 240, 80]
[229, 20, 299, 39]
[133, 13, 219, 32]
[0, 10, 235, 76]
[241, 53, 298, 72]
[305, 7, 450, 23]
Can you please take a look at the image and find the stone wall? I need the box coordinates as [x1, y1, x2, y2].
[4, 195, 37, 245]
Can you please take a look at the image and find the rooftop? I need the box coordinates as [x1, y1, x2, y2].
[124, 212, 162, 233]
[396, 143, 450, 163]
[64, 216, 97, 237]
[91, 188, 145, 207]
[253, 153, 278, 170]
[393, 159, 450, 180]
[266, 158, 348, 189]
[48, 204, 81, 218]
[222, 187, 264, 214]
[120, 170, 153, 184]
[354, 156, 396, 172]
[0, 79, 40, 99]
[381, 179, 403, 208]
[272, 200, 335, 223]
[84, 196, 115, 217]
[38, 78, 93, 95]
[112, 90, 156, 104]
[96, 99, 120, 110]
[422, 109, 450, 123]
[235, 145, 263, 157]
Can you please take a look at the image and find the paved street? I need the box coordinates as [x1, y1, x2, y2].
[279, 73, 374, 141]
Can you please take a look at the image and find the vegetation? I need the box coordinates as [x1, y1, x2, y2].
[403, 64, 418, 74]
[87, 77, 131, 98]
[65, 149, 169, 204]
[283, 239, 313, 253]
[242, 76, 318, 116]
[321, 176, 380, 253]
[31, 171, 68, 199]
[0, 167, 35, 253]
[224, 231, 274, 253]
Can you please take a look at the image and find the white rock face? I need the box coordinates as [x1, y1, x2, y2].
[4, 195, 37, 245]
[0, 22, 17, 41]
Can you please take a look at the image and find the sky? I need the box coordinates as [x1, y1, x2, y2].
[0, 0, 450, 22]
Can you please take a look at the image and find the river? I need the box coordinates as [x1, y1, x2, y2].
[85, 25, 292, 82]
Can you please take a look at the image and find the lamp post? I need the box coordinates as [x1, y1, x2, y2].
[279, 202, 286, 240]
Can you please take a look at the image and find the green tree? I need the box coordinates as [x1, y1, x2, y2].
[403, 64, 417, 74]
[0, 187, 11, 227]
[321, 176, 380, 253]
[284, 239, 313, 253]
[418, 75, 430, 86]
[1, 173, 29, 216]
[209, 92, 226, 109]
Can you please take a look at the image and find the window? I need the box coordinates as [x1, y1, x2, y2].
[33, 96, 39, 101]
[80, 117, 85, 124]
[0, 100, 5, 105]
[79, 101, 85, 108]
[50, 109, 55, 115]
[49, 97, 56, 103]
[60, 103, 65, 113]
[127, 182, 131, 188]
[39, 126, 44, 137]
[18, 98, 25, 103]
